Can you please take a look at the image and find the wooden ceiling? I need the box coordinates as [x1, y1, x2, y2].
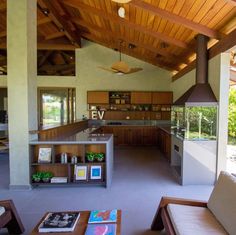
[0, 0, 235, 78]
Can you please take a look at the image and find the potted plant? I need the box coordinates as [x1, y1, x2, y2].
[86, 152, 95, 162]
[41, 171, 53, 183]
[95, 153, 105, 162]
[32, 172, 42, 183]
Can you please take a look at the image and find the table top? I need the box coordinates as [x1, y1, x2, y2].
[30, 210, 121, 235]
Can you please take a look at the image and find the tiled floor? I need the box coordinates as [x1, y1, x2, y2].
[0, 147, 213, 235]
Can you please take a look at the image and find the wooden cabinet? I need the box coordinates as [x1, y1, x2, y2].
[87, 91, 109, 104]
[158, 128, 171, 161]
[152, 92, 173, 104]
[131, 92, 152, 104]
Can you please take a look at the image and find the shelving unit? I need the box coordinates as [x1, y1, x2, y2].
[87, 90, 173, 120]
[30, 135, 113, 188]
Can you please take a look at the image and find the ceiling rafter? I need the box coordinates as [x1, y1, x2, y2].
[38, 17, 51, 25]
[172, 28, 236, 80]
[45, 31, 65, 40]
[131, 0, 224, 40]
[83, 33, 179, 71]
[0, 31, 6, 38]
[37, 0, 81, 47]
[0, 42, 76, 51]
[61, 0, 190, 50]
[73, 17, 185, 65]
[38, 50, 53, 67]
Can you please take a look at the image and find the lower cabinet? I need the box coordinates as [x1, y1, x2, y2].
[97, 126, 159, 146]
[157, 128, 171, 161]
[30, 141, 113, 187]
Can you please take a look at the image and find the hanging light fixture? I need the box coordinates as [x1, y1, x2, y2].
[111, 0, 132, 3]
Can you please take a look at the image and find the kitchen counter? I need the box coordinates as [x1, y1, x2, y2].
[30, 128, 112, 144]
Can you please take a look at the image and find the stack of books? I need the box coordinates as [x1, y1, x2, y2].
[38, 212, 80, 233]
[85, 209, 117, 235]
[50, 177, 68, 183]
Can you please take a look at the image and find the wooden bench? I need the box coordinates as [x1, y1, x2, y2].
[0, 200, 25, 234]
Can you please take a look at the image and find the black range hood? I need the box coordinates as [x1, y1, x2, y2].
[174, 34, 217, 106]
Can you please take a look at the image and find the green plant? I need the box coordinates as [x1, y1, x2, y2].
[95, 153, 105, 162]
[86, 152, 95, 162]
[32, 172, 42, 182]
[41, 171, 53, 179]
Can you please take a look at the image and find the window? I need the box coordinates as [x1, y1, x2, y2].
[38, 88, 75, 126]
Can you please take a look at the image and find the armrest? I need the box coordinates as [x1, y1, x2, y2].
[0, 200, 24, 234]
[0, 211, 12, 228]
[151, 197, 207, 231]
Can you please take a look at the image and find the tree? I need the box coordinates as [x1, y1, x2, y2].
[228, 88, 236, 138]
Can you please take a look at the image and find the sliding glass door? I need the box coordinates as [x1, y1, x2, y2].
[38, 88, 75, 126]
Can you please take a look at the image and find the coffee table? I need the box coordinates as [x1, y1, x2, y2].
[30, 210, 121, 235]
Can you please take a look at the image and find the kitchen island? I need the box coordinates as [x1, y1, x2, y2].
[30, 128, 113, 188]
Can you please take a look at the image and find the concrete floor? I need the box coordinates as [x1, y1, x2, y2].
[0, 147, 213, 235]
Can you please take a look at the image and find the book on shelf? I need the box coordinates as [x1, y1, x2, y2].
[38, 212, 80, 233]
[88, 210, 117, 224]
[85, 223, 116, 235]
[38, 147, 52, 163]
[50, 177, 68, 183]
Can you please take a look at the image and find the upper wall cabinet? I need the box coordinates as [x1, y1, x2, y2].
[152, 92, 173, 104]
[131, 92, 152, 104]
[87, 91, 109, 104]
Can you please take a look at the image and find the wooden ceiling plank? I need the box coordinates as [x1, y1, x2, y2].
[73, 18, 180, 59]
[38, 0, 81, 47]
[62, 0, 190, 49]
[82, 32, 175, 71]
[131, 0, 224, 39]
[172, 28, 236, 80]
[38, 17, 51, 25]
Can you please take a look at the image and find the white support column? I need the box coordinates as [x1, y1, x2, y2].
[209, 53, 230, 177]
[7, 0, 37, 189]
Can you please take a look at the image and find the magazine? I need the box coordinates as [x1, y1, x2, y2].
[85, 223, 116, 235]
[38, 148, 52, 163]
[38, 212, 80, 233]
[88, 210, 117, 224]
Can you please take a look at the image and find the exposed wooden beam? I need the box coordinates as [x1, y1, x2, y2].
[0, 31, 6, 38]
[172, 29, 236, 81]
[131, 0, 224, 40]
[38, 43, 76, 50]
[45, 31, 65, 40]
[82, 33, 177, 71]
[39, 63, 75, 72]
[38, 51, 53, 67]
[38, 17, 51, 25]
[62, 0, 189, 49]
[38, 0, 81, 47]
[0, 42, 76, 51]
[73, 18, 182, 63]
[0, 3, 6, 11]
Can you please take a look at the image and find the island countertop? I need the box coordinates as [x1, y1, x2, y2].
[30, 128, 113, 145]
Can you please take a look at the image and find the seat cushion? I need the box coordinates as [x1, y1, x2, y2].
[207, 171, 236, 235]
[167, 204, 227, 235]
[0, 206, 5, 216]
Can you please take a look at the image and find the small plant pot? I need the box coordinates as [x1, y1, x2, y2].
[86, 152, 95, 162]
[95, 153, 105, 162]
[33, 178, 41, 183]
[42, 178, 50, 183]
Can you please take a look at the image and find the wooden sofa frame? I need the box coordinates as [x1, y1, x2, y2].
[151, 196, 208, 235]
[0, 200, 25, 234]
